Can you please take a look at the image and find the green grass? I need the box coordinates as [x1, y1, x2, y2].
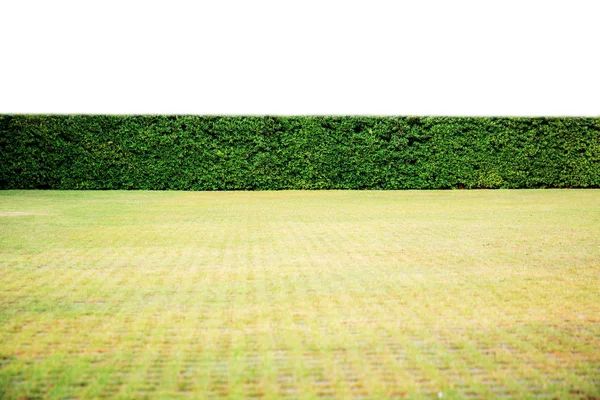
[1, 190, 599, 399]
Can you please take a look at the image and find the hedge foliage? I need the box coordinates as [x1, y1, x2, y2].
[1, 115, 599, 190]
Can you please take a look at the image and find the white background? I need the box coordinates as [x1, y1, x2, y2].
[1, 0, 598, 115]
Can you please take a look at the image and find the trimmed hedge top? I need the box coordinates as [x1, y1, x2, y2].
[1, 115, 598, 190]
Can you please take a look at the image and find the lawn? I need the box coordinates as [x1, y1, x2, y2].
[1, 190, 599, 399]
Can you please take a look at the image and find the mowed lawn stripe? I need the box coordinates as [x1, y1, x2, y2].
[0, 190, 599, 399]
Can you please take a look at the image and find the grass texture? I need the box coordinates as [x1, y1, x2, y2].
[1, 190, 599, 399]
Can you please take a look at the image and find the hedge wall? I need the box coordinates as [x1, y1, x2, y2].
[1, 115, 599, 190]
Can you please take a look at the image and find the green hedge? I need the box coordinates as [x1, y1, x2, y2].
[1, 115, 599, 190]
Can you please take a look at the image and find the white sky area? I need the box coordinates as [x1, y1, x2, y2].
[1, 0, 599, 116]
